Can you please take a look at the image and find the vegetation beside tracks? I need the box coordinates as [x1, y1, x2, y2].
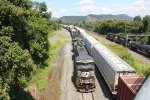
[29, 29, 68, 91]
[0, 0, 60, 99]
[87, 31, 150, 76]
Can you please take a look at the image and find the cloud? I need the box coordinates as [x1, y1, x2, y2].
[75, 0, 150, 17]
[51, 8, 68, 18]
[75, 0, 97, 14]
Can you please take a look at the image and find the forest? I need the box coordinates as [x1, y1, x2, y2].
[0, 0, 59, 99]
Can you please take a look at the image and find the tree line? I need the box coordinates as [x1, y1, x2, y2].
[77, 15, 150, 44]
[0, 0, 59, 99]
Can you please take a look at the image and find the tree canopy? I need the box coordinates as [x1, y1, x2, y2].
[0, 0, 59, 99]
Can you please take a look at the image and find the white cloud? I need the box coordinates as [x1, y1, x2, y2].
[75, 0, 150, 17]
[75, 0, 97, 14]
[51, 8, 68, 18]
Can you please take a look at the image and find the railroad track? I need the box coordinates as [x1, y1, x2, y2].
[80, 92, 96, 100]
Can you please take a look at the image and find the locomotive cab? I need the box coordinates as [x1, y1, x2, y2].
[75, 57, 95, 92]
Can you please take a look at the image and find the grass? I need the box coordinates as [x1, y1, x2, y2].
[48, 28, 64, 38]
[29, 29, 68, 91]
[86, 31, 150, 76]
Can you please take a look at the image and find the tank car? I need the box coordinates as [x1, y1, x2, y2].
[129, 41, 150, 56]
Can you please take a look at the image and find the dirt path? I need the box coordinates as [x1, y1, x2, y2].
[39, 29, 70, 100]
[49, 29, 67, 44]
[129, 50, 150, 64]
[39, 45, 64, 100]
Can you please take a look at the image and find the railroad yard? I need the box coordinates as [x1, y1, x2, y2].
[1, 1, 150, 99]
[39, 26, 150, 100]
[33, 25, 150, 100]
[38, 28, 113, 100]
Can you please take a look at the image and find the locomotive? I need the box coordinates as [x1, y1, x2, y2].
[74, 40, 95, 92]
[69, 26, 96, 92]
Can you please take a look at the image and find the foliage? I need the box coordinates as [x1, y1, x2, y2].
[29, 29, 67, 91]
[93, 19, 130, 34]
[120, 51, 135, 67]
[0, 36, 35, 99]
[142, 15, 150, 33]
[82, 15, 150, 44]
[0, 0, 59, 99]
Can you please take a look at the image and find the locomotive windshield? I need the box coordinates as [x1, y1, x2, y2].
[77, 63, 95, 72]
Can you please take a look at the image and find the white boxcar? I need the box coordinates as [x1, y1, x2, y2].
[91, 43, 136, 95]
[84, 36, 99, 55]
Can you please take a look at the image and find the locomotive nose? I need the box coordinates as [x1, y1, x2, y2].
[85, 84, 89, 90]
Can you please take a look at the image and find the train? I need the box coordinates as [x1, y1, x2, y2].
[69, 26, 96, 92]
[129, 41, 150, 55]
[74, 27, 136, 95]
[106, 33, 150, 56]
[61, 24, 147, 99]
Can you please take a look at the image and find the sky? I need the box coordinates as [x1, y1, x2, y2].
[32, 0, 150, 18]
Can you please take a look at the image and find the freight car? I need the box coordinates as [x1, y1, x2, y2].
[91, 44, 136, 95]
[74, 41, 87, 55]
[129, 41, 150, 56]
[106, 33, 150, 56]
[116, 75, 146, 100]
[75, 27, 136, 95]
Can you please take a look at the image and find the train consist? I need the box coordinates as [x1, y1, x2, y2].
[75, 27, 136, 95]
[106, 33, 150, 56]
[61, 25, 147, 99]
[69, 25, 96, 92]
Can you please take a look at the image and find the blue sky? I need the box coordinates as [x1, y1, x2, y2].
[32, 0, 150, 18]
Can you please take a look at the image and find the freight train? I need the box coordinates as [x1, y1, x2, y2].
[106, 33, 150, 56]
[69, 26, 96, 92]
[75, 27, 136, 95]
[61, 25, 147, 99]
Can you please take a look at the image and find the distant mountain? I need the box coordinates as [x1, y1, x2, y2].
[51, 17, 59, 21]
[59, 14, 133, 23]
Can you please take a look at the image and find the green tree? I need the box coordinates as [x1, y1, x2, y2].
[134, 16, 142, 22]
[0, 36, 36, 99]
[142, 15, 150, 33]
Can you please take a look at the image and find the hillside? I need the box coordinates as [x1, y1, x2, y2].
[59, 14, 133, 23]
